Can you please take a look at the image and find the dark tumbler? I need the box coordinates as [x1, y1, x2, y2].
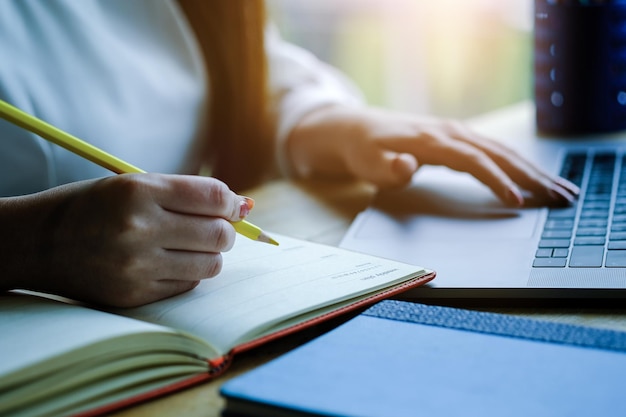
[534, 0, 626, 135]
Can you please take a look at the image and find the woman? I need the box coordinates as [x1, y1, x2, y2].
[0, 1, 578, 307]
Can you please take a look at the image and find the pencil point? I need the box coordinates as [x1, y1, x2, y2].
[257, 232, 279, 246]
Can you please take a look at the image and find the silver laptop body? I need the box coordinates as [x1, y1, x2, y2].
[340, 104, 626, 299]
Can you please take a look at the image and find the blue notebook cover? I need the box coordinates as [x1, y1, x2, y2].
[221, 300, 626, 417]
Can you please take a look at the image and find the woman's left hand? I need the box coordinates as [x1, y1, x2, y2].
[287, 105, 579, 207]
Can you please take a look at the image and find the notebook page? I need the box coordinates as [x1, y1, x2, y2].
[117, 234, 429, 355]
[0, 294, 169, 382]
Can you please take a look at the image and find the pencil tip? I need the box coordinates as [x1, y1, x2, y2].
[257, 232, 279, 246]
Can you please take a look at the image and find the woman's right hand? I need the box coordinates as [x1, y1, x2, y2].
[0, 173, 253, 307]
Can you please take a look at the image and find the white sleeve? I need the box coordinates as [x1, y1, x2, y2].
[266, 26, 365, 177]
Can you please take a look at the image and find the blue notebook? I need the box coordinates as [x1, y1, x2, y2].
[221, 300, 626, 417]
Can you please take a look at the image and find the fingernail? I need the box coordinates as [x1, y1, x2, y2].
[239, 197, 255, 219]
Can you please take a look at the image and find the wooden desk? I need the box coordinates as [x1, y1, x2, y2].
[114, 103, 626, 416]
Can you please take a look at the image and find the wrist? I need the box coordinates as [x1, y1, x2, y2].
[286, 105, 364, 179]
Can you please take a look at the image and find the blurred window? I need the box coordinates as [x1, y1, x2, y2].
[267, 0, 533, 118]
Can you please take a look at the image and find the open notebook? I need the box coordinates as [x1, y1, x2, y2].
[0, 234, 433, 417]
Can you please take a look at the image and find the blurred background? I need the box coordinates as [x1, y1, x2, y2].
[267, 0, 533, 119]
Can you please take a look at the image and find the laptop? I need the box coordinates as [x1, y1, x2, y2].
[340, 103, 626, 300]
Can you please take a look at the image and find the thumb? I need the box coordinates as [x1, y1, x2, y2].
[369, 150, 419, 188]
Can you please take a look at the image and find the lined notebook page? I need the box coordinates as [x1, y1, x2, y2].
[117, 233, 429, 355]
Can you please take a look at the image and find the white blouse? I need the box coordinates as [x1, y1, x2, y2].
[0, 0, 362, 197]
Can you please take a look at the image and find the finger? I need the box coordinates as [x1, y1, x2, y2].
[371, 128, 524, 204]
[451, 125, 577, 191]
[92, 250, 220, 307]
[454, 129, 579, 205]
[553, 176, 580, 196]
[412, 133, 525, 206]
[348, 147, 418, 188]
[146, 174, 253, 221]
[158, 214, 236, 252]
[450, 145, 525, 206]
[391, 152, 420, 186]
[154, 249, 225, 281]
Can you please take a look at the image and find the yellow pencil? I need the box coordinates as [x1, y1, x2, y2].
[0, 99, 278, 246]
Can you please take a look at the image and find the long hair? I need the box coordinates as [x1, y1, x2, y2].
[177, 0, 273, 192]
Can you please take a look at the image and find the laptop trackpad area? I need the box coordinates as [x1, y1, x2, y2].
[361, 169, 542, 241]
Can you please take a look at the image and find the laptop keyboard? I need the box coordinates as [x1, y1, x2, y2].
[533, 150, 626, 268]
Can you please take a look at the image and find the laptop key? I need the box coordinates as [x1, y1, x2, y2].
[608, 241, 626, 250]
[533, 258, 567, 268]
[544, 219, 574, 229]
[614, 205, 626, 214]
[606, 250, 626, 267]
[553, 248, 569, 257]
[583, 201, 610, 210]
[538, 239, 571, 248]
[535, 248, 553, 257]
[609, 232, 626, 240]
[569, 246, 604, 267]
[578, 219, 608, 228]
[573, 237, 606, 245]
[547, 207, 577, 219]
[580, 209, 610, 219]
[542, 230, 572, 239]
[611, 223, 626, 232]
[575, 227, 606, 236]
